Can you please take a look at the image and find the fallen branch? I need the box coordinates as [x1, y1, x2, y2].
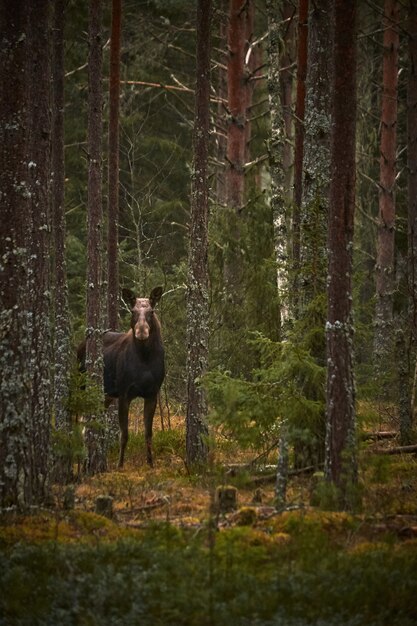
[372, 444, 417, 456]
[251, 465, 318, 486]
[361, 431, 397, 441]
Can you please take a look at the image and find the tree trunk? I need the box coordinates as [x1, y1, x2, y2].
[293, 0, 332, 471]
[0, 0, 31, 509]
[300, 0, 332, 305]
[266, 0, 295, 324]
[325, 0, 358, 510]
[408, 0, 417, 428]
[186, 0, 212, 466]
[27, 0, 52, 502]
[292, 0, 308, 312]
[107, 0, 122, 331]
[226, 0, 247, 211]
[52, 0, 71, 436]
[374, 0, 399, 372]
[266, 0, 295, 507]
[85, 0, 107, 474]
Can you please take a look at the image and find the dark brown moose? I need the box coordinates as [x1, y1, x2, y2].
[77, 287, 165, 467]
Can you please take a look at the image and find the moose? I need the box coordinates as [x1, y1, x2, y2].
[77, 286, 165, 468]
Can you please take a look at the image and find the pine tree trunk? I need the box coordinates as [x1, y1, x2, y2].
[408, 0, 417, 428]
[27, 0, 52, 502]
[374, 0, 399, 373]
[107, 0, 122, 331]
[52, 0, 71, 437]
[85, 0, 107, 474]
[186, 0, 212, 466]
[300, 0, 332, 304]
[0, 0, 31, 509]
[293, 0, 332, 471]
[325, 0, 358, 510]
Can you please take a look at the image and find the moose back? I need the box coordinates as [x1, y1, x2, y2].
[77, 287, 165, 467]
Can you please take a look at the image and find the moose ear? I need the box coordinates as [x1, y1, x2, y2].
[122, 288, 137, 309]
[149, 286, 163, 308]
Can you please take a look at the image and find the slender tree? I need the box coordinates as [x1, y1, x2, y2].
[0, 0, 31, 508]
[325, 0, 358, 509]
[186, 0, 212, 466]
[84, 0, 107, 474]
[266, 0, 295, 323]
[265, 0, 295, 507]
[408, 0, 417, 433]
[107, 0, 122, 331]
[52, 0, 71, 437]
[374, 0, 399, 371]
[292, 0, 308, 308]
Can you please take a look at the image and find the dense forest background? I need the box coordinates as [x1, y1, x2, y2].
[2, 1, 417, 623]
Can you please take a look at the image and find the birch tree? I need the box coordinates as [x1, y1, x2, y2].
[325, 0, 358, 509]
[186, 0, 212, 466]
[265, 0, 295, 508]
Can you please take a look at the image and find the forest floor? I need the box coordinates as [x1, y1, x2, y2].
[1, 408, 417, 625]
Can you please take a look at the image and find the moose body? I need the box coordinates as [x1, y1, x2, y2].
[78, 287, 165, 467]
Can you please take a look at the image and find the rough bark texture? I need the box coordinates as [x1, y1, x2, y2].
[0, 0, 31, 508]
[52, 0, 71, 435]
[27, 0, 52, 502]
[292, 0, 308, 307]
[266, 0, 295, 323]
[107, 0, 122, 331]
[186, 0, 212, 466]
[408, 1, 417, 429]
[325, 0, 358, 509]
[226, 0, 247, 211]
[300, 0, 332, 304]
[266, 0, 295, 506]
[85, 0, 107, 474]
[374, 0, 399, 366]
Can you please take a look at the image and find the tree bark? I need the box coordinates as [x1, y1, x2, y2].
[325, 0, 358, 509]
[292, 0, 309, 311]
[107, 0, 122, 331]
[186, 0, 212, 466]
[52, 0, 71, 436]
[226, 0, 247, 211]
[408, 0, 417, 428]
[374, 0, 399, 369]
[27, 0, 52, 502]
[85, 0, 107, 474]
[266, 0, 295, 324]
[0, 0, 31, 509]
[300, 0, 332, 305]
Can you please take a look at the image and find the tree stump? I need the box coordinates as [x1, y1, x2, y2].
[63, 486, 75, 510]
[215, 485, 238, 513]
[95, 495, 113, 518]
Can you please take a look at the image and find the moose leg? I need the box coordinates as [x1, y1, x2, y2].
[118, 397, 130, 468]
[144, 395, 157, 467]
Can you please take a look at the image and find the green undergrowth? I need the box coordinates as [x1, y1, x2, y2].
[1, 509, 417, 625]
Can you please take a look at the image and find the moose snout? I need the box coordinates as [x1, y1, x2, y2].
[135, 321, 150, 340]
